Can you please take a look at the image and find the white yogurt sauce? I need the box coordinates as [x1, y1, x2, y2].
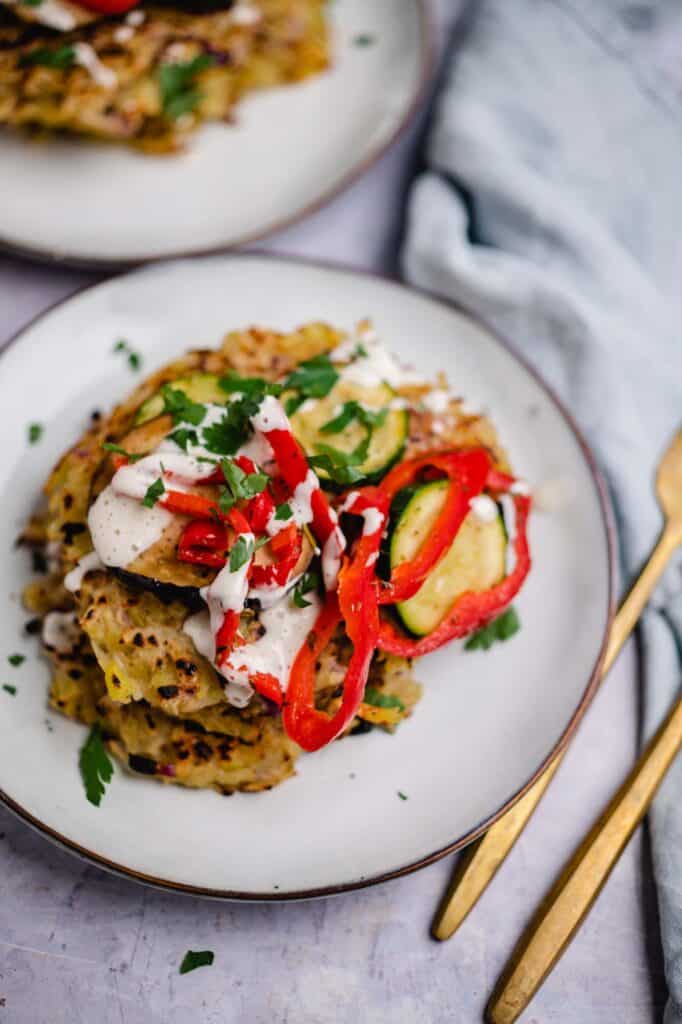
[290, 470, 319, 526]
[126, 8, 144, 24]
[469, 495, 499, 524]
[340, 337, 424, 390]
[113, 24, 134, 43]
[250, 394, 289, 434]
[63, 550, 105, 593]
[340, 491, 383, 536]
[321, 525, 345, 591]
[200, 532, 254, 635]
[229, 2, 261, 26]
[422, 389, 450, 415]
[42, 610, 80, 653]
[510, 479, 531, 496]
[73, 43, 117, 90]
[88, 487, 171, 568]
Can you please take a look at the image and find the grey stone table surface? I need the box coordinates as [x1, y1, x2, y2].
[0, 3, 667, 1021]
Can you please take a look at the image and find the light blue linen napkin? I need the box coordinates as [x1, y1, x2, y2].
[403, 1, 682, 1017]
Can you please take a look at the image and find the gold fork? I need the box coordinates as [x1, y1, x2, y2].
[433, 430, 682, 959]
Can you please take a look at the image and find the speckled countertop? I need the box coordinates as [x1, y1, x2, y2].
[0, 2, 668, 1020]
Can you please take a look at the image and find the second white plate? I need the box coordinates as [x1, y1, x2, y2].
[0, 0, 429, 267]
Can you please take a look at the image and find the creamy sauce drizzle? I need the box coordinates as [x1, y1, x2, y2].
[63, 550, 104, 592]
[469, 495, 499, 524]
[73, 43, 117, 89]
[42, 610, 80, 653]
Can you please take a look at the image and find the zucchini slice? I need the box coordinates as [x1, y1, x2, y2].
[289, 378, 408, 483]
[135, 373, 225, 425]
[390, 480, 507, 636]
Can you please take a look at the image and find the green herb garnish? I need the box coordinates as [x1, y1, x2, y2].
[363, 687, 405, 711]
[2, 685, 16, 696]
[274, 502, 293, 521]
[23, 44, 75, 68]
[218, 371, 282, 398]
[397, 790, 408, 801]
[28, 422, 43, 445]
[308, 435, 370, 485]
[179, 950, 214, 975]
[353, 342, 368, 358]
[102, 443, 144, 462]
[158, 54, 215, 120]
[464, 607, 521, 651]
[142, 477, 165, 508]
[161, 385, 206, 426]
[229, 534, 254, 572]
[283, 354, 338, 401]
[79, 724, 114, 807]
[292, 570, 319, 608]
[220, 458, 268, 501]
[320, 400, 388, 436]
[168, 428, 199, 452]
[112, 338, 142, 373]
[8, 654, 25, 668]
[354, 34, 376, 47]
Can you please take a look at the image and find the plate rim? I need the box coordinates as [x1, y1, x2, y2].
[0, 252, 617, 901]
[0, 0, 434, 271]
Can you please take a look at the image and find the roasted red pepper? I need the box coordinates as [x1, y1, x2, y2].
[76, 0, 141, 14]
[177, 518, 227, 568]
[377, 493, 531, 657]
[250, 523, 303, 588]
[283, 488, 387, 751]
[377, 448, 490, 605]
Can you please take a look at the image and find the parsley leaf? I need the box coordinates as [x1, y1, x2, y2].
[168, 428, 199, 452]
[397, 790, 408, 801]
[353, 343, 368, 358]
[2, 685, 16, 696]
[217, 488, 236, 515]
[112, 338, 142, 373]
[142, 478, 165, 508]
[284, 394, 305, 416]
[292, 570, 319, 608]
[8, 654, 25, 668]
[464, 607, 521, 651]
[284, 354, 338, 400]
[218, 371, 281, 398]
[274, 502, 292, 521]
[161, 385, 206, 426]
[220, 458, 268, 501]
[229, 534, 254, 572]
[102, 442, 144, 462]
[79, 724, 114, 807]
[363, 687, 405, 711]
[321, 400, 388, 435]
[28, 422, 43, 445]
[354, 34, 376, 47]
[23, 44, 75, 68]
[201, 394, 260, 455]
[308, 435, 370, 485]
[158, 55, 215, 120]
[179, 950, 214, 975]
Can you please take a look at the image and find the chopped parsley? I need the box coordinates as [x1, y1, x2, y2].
[353, 343, 368, 358]
[7, 654, 25, 668]
[179, 950, 214, 975]
[201, 392, 262, 455]
[219, 371, 281, 399]
[161, 385, 206, 426]
[308, 435, 370, 485]
[28, 422, 43, 445]
[168, 427, 199, 451]
[112, 338, 142, 373]
[292, 570, 319, 608]
[320, 400, 388, 436]
[158, 54, 215, 120]
[464, 607, 521, 651]
[22, 44, 75, 68]
[102, 442, 144, 462]
[397, 790, 408, 801]
[79, 724, 114, 807]
[283, 354, 338, 401]
[220, 458, 268, 501]
[2, 685, 16, 696]
[274, 502, 293, 521]
[363, 687, 405, 711]
[142, 477, 165, 508]
[229, 534, 254, 572]
[354, 34, 376, 47]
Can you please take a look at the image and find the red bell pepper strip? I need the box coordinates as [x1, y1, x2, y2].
[215, 609, 241, 662]
[377, 493, 531, 657]
[377, 448, 491, 605]
[248, 672, 284, 707]
[283, 488, 387, 751]
[76, 0, 141, 13]
[250, 523, 303, 588]
[177, 519, 227, 568]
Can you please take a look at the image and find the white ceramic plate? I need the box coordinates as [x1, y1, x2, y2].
[0, 0, 429, 268]
[0, 255, 614, 899]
